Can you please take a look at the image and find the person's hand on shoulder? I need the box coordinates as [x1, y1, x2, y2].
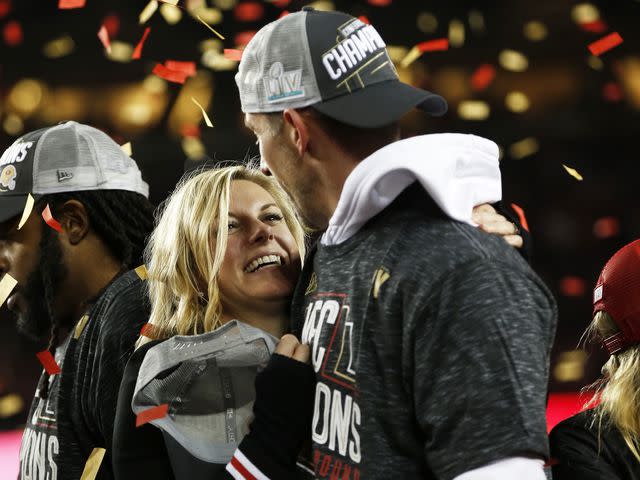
[473, 203, 524, 249]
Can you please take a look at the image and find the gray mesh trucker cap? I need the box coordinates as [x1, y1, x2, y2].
[235, 8, 447, 128]
[132, 320, 278, 464]
[0, 121, 149, 223]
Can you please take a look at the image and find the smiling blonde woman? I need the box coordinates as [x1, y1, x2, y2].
[113, 166, 316, 480]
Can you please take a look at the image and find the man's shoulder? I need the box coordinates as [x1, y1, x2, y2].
[86, 268, 149, 339]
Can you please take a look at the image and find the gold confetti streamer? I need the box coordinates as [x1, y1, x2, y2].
[17, 194, 34, 230]
[0, 274, 18, 309]
[139, 0, 158, 24]
[196, 14, 225, 40]
[562, 164, 583, 181]
[191, 97, 214, 127]
[80, 448, 106, 480]
[120, 142, 132, 156]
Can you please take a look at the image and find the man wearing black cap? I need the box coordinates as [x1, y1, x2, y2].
[0, 121, 155, 479]
[237, 8, 557, 480]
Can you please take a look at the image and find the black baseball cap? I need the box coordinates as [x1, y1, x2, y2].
[0, 121, 149, 223]
[235, 8, 447, 128]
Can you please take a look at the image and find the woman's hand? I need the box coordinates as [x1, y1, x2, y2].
[275, 333, 311, 363]
[473, 203, 524, 249]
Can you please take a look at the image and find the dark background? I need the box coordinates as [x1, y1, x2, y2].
[1, 0, 639, 428]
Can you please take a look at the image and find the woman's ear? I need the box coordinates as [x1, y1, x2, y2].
[282, 109, 309, 157]
[57, 200, 90, 245]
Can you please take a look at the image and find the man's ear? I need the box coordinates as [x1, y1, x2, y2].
[282, 109, 309, 157]
[57, 200, 90, 245]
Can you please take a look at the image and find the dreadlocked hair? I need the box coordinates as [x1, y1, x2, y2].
[36, 190, 155, 398]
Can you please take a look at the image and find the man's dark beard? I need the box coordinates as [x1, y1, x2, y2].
[16, 226, 67, 342]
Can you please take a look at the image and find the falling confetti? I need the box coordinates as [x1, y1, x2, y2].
[197, 14, 225, 40]
[58, 0, 86, 9]
[152, 63, 188, 84]
[102, 14, 120, 38]
[136, 404, 169, 427]
[132, 27, 151, 59]
[357, 15, 370, 24]
[36, 350, 61, 375]
[510, 203, 530, 232]
[135, 265, 148, 279]
[80, 448, 106, 480]
[234, 1, 264, 22]
[579, 20, 607, 34]
[593, 216, 619, 239]
[120, 142, 132, 156]
[223, 48, 243, 61]
[0, 273, 18, 309]
[42, 204, 63, 232]
[562, 164, 583, 181]
[3, 20, 22, 46]
[588, 32, 623, 56]
[139, 0, 158, 24]
[191, 97, 213, 127]
[164, 60, 196, 77]
[470, 64, 496, 91]
[417, 38, 449, 52]
[367, 0, 392, 5]
[97, 25, 111, 53]
[17, 194, 34, 230]
[234, 30, 256, 47]
[560, 276, 586, 297]
[140, 323, 157, 338]
[0, 0, 11, 19]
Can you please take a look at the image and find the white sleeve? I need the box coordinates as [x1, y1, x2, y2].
[452, 457, 546, 480]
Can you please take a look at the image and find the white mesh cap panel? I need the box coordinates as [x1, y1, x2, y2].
[32, 121, 149, 198]
[235, 11, 322, 113]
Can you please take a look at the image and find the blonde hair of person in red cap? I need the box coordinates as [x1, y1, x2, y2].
[577, 239, 640, 464]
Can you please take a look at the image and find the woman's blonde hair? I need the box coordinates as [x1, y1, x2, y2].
[137, 165, 305, 347]
[584, 311, 640, 461]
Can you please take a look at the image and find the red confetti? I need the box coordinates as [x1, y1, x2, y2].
[36, 350, 61, 375]
[97, 25, 111, 53]
[140, 323, 158, 339]
[417, 38, 449, 52]
[593, 216, 620, 239]
[164, 60, 196, 77]
[234, 30, 256, 47]
[367, 0, 392, 5]
[560, 276, 586, 297]
[510, 203, 530, 232]
[152, 63, 188, 84]
[58, 0, 85, 9]
[234, 2, 264, 22]
[0, 0, 11, 19]
[180, 124, 201, 138]
[3, 20, 22, 46]
[471, 64, 496, 91]
[102, 14, 120, 38]
[278, 10, 289, 19]
[588, 32, 623, 56]
[358, 15, 371, 25]
[271, 0, 290, 7]
[602, 82, 623, 102]
[224, 49, 243, 61]
[42, 204, 62, 232]
[132, 27, 151, 60]
[136, 404, 169, 427]
[579, 20, 607, 34]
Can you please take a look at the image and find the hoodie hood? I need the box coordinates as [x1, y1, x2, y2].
[321, 133, 502, 246]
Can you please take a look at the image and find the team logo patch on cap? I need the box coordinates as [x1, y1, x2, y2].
[264, 62, 305, 103]
[0, 165, 18, 191]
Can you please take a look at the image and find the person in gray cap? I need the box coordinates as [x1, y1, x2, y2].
[0, 121, 155, 479]
[236, 8, 556, 480]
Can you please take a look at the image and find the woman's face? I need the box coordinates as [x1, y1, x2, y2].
[217, 179, 301, 319]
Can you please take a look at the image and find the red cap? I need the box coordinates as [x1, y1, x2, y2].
[593, 239, 640, 355]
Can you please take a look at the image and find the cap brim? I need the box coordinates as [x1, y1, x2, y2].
[312, 80, 448, 128]
[0, 194, 40, 223]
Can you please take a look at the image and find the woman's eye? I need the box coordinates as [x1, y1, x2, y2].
[265, 214, 283, 223]
[228, 222, 238, 231]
